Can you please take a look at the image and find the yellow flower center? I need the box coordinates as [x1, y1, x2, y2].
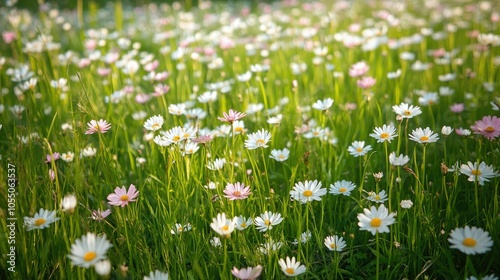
[240, 223, 246, 228]
[375, 195, 381, 200]
[256, 139, 265, 145]
[286, 268, 295, 275]
[339, 188, 347, 193]
[404, 110, 411, 116]
[485, 126, 495, 133]
[420, 136, 429, 142]
[463, 237, 477, 247]
[152, 123, 159, 129]
[278, 155, 285, 159]
[235, 127, 243, 132]
[471, 169, 482, 176]
[173, 135, 181, 141]
[303, 190, 313, 197]
[120, 195, 129, 201]
[34, 218, 46, 226]
[222, 225, 229, 231]
[370, 218, 382, 227]
[83, 251, 96, 262]
[356, 147, 363, 152]
[233, 191, 241, 197]
[330, 243, 336, 249]
[380, 132, 389, 139]
[264, 219, 271, 226]
[178, 227, 183, 232]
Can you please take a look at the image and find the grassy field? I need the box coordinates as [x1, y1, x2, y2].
[0, 0, 499, 279]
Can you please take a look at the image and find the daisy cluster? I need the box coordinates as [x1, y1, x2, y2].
[1, 0, 499, 278]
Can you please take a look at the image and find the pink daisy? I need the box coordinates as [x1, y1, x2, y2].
[223, 182, 252, 200]
[85, 119, 111, 134]
[107, 184, 139, 207]
[357, 76, 376, 89]
[217, 109, 246, 124]
[471, 116, 500, 140]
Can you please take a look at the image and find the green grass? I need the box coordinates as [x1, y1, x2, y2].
[0, 0, 499, 279]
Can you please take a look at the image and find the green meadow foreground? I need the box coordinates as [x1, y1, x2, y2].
[0, 0, 499, 279]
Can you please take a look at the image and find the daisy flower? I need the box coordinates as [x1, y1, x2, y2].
[471, 116, 500, 140]
[143, 115, 164, 131]
[400, 200, 413, 209]
[329, 180, 356, 196]
[466, 275, 499, 280]
[235, 216, 253, 231]
[91, 209, 111, 221]
[292, 230, 312, 245]
[347, 141, 372, 157]
[278, 256, 306, 277]
[210, 237, 222, 247]
[232, 120, 246, 134]
[170, 223, 192, 235]
[409, 127, 439, 144]
[94, 260, 111, 277]
[389, 152, 410, 166]
[258, 239, 284, 254]
[357, 76, 376, 89]
[107, 184, 139, 207]
[269, 148, 290, 162]
[67, 232, 112, 268]
[24, 208, 59, 231]
[392, 102, 422, 118]
[369, 124, 397, 143]
[448, 226, 493, 255]
[441, 126, 454, 136]
[459, 161, 498, 186]
[290, 180, 327, 204]
[223, 182, 252, 200]
[349, 61, 369, 77]
[324, 235, 347, 252]
[366, 190, 389, 203]
[61, 194, 77, 213]
[207, 158, 226, 170]
[254, 211, 283, 232]
[217, 109, 246, 123]
[244, 129, 271, 150]
[210, 213, 236, 238]
[231, 265, 263, 280]
[312, 98, 334, 111]
[61, 152, 75, 162]
[144, 270, 169, 280]
[357, 204, 396, 235]
[85, 119, 111, 134]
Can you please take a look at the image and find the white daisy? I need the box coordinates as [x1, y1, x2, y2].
[290, 180, 327, 204]
[448, 226, 493, 255]
[244, 129, 271, 150]
[329, 180, 356, 196]
[369, 124, 397, 143]
[143, 115, 164, 131]
[254, 211, 283, 232]
[357, 204, 396, 235]
[269, 148, 290, 162]
[347, 141, 372, 157]
[392, 103, 422, 119]
[409, 127, 439, 144]
[324, 235, 347, 252]
[67, 232, 113, 268]
[312, 98, 334, 111]
[459, 161, 498, 186]
[24, 208, 60, 231]
[278, 256, 306, 277]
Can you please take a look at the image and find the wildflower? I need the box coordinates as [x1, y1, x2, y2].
[349, 61, 369, 77]
[387, 69, 401, 79]
[61, 152, 75, 162]
[366, 190, 389, 203]
[389, 152, 410, 166]
[471, 116, 500, 141]
[290, 180, 327, 204]
[357, 76, 376, 89]
[218, 109, 246, 124]
[24, 209, 59, 231]
[231, 265, 263, 280]
[211, 237, 222, 247]
[448, 226, 493, 255]
[61, 194, 77, 213]
[324, 235, 347, 252]
[312, 98, 334, 111]
[223, 182, 252, 200]
[170, 223, 192, 235]
[441, 126, 454, 136]
[168, 104, 186, 115]
[409, 127, 439, 144]
[456, 127, 472, 136]
[67, 232, 112, 268]
[292, 230, 312, 245]
[258, 239, 284, 254]
[91, 209, 111, 221]
[400, 200, 413, 209]
[45, 152, 60, 163]
[244, 129, 271, 149]
[459, 161, 498, 186]
[347, 141, 372, 157]
[210, 213, 236, 238]
[236, 71, 252, 82]
[207, 158, 226, 170]
[182, 142, 199, 155]
[144, 270, 169, 280]
[357, 204, 396, 235]
[143, 115, 164, 131]
[254, 211, 283, 232]
[369, 124, 398, 143]
[418, 92, 439, 106]
[107, 184, 139, 207]
[392, 103, 422, 119]
[94, 260, 112, 277]
[235, 216, 253, 231]
[85, 119, 111, 134]
[278, 256, 306, 277]
[450, 103, 465, 113]
[269, 148, 290, 162]
[82, 147, 97, 157]
[466, 275, 499, 280]
[267, 114, 283, 125]
[329, 180, 356, 196]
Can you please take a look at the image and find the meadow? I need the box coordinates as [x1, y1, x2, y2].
[0, 0, 499, 279]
